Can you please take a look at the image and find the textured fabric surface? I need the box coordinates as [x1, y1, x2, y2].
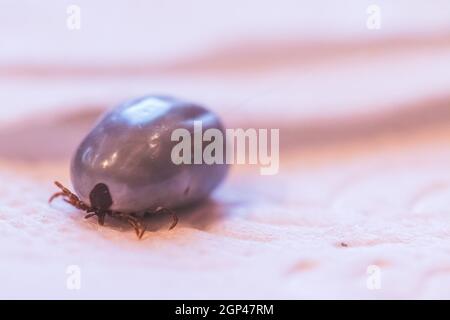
[1, 116, 449, 299]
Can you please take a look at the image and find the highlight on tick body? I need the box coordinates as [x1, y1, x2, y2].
[171, 121, 280, 175]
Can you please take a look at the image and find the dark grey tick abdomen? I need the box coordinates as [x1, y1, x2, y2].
[71, 95, 229, 213]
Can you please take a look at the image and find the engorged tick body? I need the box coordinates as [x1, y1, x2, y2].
[50, 95, 229, 238]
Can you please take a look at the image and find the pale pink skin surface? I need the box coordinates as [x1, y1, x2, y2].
[1, 1, 450, 299]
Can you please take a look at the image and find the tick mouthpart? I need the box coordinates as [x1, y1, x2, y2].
[89, 183, 113, 211]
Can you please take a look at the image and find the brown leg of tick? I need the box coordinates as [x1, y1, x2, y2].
[48, 192, 65, 203]
[49, 181, 91, 211]
[131, 217, 146, 239]
[84, 212, 97, 219]
[150, 207, 179, 230]
[83, 212, 106, 225]
[109, 211, 146, 239]
[128, 216, 146, 239]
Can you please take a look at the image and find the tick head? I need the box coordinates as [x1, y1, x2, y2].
[89, 183, 113, 211]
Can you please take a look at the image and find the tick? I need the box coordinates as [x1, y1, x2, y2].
[50, 95, 229, 238]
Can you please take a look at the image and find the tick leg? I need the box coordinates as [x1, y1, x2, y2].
[154, 207, 179, 230]
[51, 181, 91, 211]
[84, 213, 97, 219]
[126, 214, 146, 239]
[126, 216, 146, 239]
[49, 192, 65, 203]
[110, 211, 147, 239]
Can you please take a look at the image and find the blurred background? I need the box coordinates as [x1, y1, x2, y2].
[0, 0, 450, 299]
[1, 0, 450, 162]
